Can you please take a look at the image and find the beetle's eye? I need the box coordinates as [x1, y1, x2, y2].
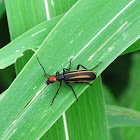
[51, 80, 54, 83]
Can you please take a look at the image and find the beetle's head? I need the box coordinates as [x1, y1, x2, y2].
[46, 75, 57, 85]
[36, 56, 57, 85]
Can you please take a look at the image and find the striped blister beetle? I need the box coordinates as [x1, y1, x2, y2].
[36, 56, 102, 106]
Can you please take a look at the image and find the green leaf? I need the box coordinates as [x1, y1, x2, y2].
[5, 0, 49, 40]
[0, 0, 139, 139]
[41, 116, 66, 140]
[0, 15, 63, 69]
[107, 105, 140, 128]
[47, 0, 77, 18]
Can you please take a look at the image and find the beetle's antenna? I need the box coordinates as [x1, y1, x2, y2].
[90, 62, 103, 71]
[36, 56, 49, 78]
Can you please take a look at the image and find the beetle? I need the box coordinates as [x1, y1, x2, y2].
[36, 56, 102, 106]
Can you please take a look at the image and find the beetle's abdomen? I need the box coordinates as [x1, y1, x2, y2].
[64, 70, 97, 82]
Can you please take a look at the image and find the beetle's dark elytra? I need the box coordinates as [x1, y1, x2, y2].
[64, 70, 97, 82]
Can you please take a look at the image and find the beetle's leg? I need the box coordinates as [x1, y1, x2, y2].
[90, 62, 102, 70]
[68, 58, 72, 70]
[63, 68, 69, 73]
[64, 82, 78, 101]
[63, 59, 72, 72]
[77, 64, 87, 70]
[56, 71, 59, 76]
[50, 81, 62, 106]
